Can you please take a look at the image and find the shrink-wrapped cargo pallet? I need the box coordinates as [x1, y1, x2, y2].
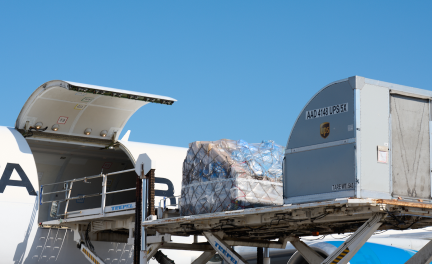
[180, 139, 284, 216]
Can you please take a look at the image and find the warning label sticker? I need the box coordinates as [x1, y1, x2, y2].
[306, 103, 348, 120]
[74, 104, 86, 110]
[81, 97, 94, 103]
[378, 150, 388, 163]
[332, 182, 354, 191]
[57, 116, 68, 124]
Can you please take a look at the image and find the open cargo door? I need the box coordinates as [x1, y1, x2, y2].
[16, 80, 176, 141]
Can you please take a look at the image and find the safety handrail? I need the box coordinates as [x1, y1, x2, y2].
[40, 193, 102, 204]
[41, 168, 136, 187]
[42, 189, 71, 195]
[106, 187, 136, 195]
[159, 195, 181, 209]
[40, 168, 137, 219]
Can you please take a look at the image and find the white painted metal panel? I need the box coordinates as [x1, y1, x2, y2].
[359, 84, 391, 199]
[119, 141, 188, 206]
[365, 78, 432, 99]
[16, 80, 176, 140]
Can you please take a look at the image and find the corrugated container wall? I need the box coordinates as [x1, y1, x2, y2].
[284, 76, 432, 204]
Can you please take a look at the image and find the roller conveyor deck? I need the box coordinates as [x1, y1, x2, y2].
[143, 198, 432, 239]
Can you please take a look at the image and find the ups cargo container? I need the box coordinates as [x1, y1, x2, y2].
[284, 76, 432, 204]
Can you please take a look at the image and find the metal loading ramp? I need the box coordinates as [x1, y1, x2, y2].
[142, 198, 432, 264]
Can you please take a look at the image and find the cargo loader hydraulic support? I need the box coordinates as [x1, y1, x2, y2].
[264, 247, 270, 264]
[203, 232, 250, 264]
[192, 251, 217, 264]
[321, 213, 386, 264]
[405, 240, 432, 264]
[290, 239, 325, 264]
[286, 213, 386, 264]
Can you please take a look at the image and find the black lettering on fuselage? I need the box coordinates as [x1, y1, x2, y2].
[155, 177, 175, 205]
[0, 163, 36, 196]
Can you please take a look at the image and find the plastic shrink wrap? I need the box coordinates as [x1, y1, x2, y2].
[180, 139, 284, 216]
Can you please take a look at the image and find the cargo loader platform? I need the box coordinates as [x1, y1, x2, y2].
[39, 167, 140, 264]
[38, 162, 432, 264]
[40, 168, 138, 227]
[144, 198, 432, 238]
[142, 198, 432, 264]
[141, 76, 432, 264]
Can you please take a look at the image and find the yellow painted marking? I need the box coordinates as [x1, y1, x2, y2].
[331, 248, 350, 264]
[74, 104, 86, 110]
[82, 247, 99, 264]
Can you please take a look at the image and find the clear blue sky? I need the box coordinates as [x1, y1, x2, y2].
[0, 1, 431, 148]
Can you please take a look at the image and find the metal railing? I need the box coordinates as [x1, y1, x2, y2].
[158, 195, 181, 210]
[156, 195, 181, 219]
[40, 168, 136, 219]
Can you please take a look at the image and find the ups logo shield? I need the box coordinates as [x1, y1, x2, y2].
[320, 122, 330, 138]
